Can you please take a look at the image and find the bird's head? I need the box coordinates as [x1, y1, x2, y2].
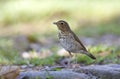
[53, 20, 71, 32]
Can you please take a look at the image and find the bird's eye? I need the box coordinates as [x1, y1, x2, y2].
[60, 22, 64, 25]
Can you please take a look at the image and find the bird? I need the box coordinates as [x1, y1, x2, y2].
[53, 20, 96, 59]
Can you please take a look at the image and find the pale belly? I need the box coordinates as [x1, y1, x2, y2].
[59, 34, 82, 53]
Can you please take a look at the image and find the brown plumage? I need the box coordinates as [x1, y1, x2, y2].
[53, 20, 96, 59]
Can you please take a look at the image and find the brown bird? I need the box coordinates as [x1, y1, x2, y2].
[53, 20, 96, 59]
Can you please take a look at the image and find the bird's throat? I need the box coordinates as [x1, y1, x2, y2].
[59, 30, 70, 35]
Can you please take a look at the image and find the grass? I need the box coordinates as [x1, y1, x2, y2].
[0, 38, 18, 64]
[76, 45, 120, 65]
[13, 55, 57, 66]
[0, 37, 119, 65]
[0, 38, 59, 65]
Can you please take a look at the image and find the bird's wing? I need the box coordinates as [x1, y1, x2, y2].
[71, 31, 88, 51]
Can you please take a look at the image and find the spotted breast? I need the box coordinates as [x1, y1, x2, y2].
[58, 32, 83, 53]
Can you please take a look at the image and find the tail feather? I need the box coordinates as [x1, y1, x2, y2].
[85, 52, 96, 60]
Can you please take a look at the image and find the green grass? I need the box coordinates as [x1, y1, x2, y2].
[76, 45, 120, 65]
[0, 38, 18, 64]
[0, 38, 119, 65]
[13, 55, 57, 66]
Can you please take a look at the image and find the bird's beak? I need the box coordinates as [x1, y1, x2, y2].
[53, 22, 57, 25]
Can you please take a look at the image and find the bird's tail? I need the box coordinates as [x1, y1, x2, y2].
[85, 52, 96, 60]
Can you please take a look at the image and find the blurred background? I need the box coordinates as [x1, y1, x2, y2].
[0, 0, 120, 66]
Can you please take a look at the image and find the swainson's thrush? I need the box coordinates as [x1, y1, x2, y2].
[53, 20, 96, 59]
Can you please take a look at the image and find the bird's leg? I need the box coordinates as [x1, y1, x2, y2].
[74, 54, 77, 65]
[68, 52, 78, 68]
[67, 51, 73, 67]
[68, 51, 73, 57]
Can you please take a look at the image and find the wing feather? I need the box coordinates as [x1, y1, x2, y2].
[70, 30, 88, 52]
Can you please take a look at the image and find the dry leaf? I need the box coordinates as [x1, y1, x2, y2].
[0, 66, 20, 79]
